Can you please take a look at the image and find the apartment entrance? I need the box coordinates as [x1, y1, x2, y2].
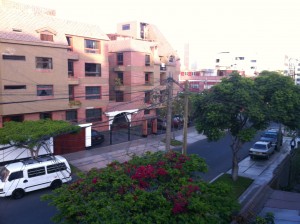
[111, 112, 129, 130]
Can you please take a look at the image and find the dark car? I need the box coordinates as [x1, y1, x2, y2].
[157, 118, 167, 130]
[260, 129, 280, 149]
[156, 116, 187, 130]
[91, 129, 105, 146]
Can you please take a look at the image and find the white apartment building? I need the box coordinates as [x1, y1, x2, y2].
[215, 52, 258, 77]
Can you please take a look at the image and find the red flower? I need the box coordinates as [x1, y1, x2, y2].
[92, 177, 97, 184]
[156, 168, 168, 176]
[174, 163, 182, 170]
[172, 202, 187, 214]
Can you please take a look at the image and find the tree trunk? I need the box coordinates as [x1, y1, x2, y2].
[230, 136, 241, 181]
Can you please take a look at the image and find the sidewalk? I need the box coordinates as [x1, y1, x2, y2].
[233, 137, 300, 223]
[63, 126, 206, 171]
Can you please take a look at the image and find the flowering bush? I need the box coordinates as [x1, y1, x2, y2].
[42, 151, 239, 223]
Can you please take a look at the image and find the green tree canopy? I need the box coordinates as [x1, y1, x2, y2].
[192, 72, 268, 181]
[255, 71, 300, 130]
[0, 119, 80, 158]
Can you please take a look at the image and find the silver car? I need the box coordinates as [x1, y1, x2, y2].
[249, 141, 275, 159]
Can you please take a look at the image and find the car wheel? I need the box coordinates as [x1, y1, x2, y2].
[12, 189, 25, 199]
[51, 179, 62, 189]
[250, 155, 254, 160]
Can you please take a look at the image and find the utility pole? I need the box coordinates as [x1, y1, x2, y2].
[182, 80, 189, 155]
[165, 77, 173, 151]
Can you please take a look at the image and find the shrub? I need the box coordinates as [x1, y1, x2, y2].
[42, 151, 239, 223]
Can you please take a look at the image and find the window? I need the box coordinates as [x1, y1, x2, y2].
[68, 60, 74, 76]
[28, 167, 46, 178]
[145, 54, 150, 66]
[122, 24, 130, 30]
[145, 91, 151, 103]
[115, 91, 124, 102]
[160, 90, 166, 103]
[66, 36, 73, 51]
[47, 163, 67, 174]
[36, 57, 53, 69]
[66, 110, 78, 122]
[117, 53, 123, 65]
[144, 109, 150, 115]
[8, 171, 23, 181]
[40, 34, 53, 41]
[117, 72, 124, 84]
[69, 85, 75, 100]
[85, 63, 101, 77]
[37, 85, 53, 96]
[86, 108, 102, 122]
[169, 55, 174, 63]
[2, 55, 25, 60]
[84, 39, 100, 53]
[86, 86, 101, 99]
[190, 83, 199, 89]
[3, 115, 23, 123]
[4, 85, 26, 90]
[40, 112, 52, 120]
[145, 73, 150, 84]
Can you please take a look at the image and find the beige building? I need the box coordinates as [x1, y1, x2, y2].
[0, 0, 110, 129]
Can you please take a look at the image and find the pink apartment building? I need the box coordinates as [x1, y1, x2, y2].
[179, 69, 246, 92]
[106, 21, 180, 132]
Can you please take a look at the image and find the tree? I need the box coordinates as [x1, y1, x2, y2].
[255, 71, 300, 131]
[42, 151, 239, 223]
[0, 119, 80, 158]
[192, 72, 268, 181]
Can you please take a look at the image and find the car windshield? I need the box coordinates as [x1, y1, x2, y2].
[261, 133, 276, 139]
[253, 144, 267, 150]
[0, 166, 9, 182]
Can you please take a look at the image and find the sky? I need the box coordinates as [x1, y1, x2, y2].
[13, 0, 300, 70]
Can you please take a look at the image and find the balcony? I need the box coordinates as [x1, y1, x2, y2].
[114, 66, 126, 72]
[68, 77, 80, 85]
[160, 63, 167, 71]
[144, 65, 155, 72]
[67, 50, 79, 60]
[68, 100, 81, 108]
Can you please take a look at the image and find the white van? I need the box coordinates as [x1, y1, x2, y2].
[0, 155, 72, 199]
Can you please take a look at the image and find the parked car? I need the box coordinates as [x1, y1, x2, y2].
[173, 115, 184, 128]
[0, 155, 72, 199]
[260, 129, 281, 149]
[91, 129, 105, 146]
[156, 116, 184, 130]
[249, 141, 275, 159]
[157, 118, 167, 130]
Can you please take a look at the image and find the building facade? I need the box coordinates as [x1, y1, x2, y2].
[0, 1, 110, 130]
[0, 2, 180, 133]
[107, 21, 180, 131]
[215, 51, 258, 77]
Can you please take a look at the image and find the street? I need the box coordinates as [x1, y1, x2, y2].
[187, 133, 260, 181]
[0, 134, 260, 224]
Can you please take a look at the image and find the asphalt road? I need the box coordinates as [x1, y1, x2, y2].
[186, 133, 260, 181]
[0, 188, 56, 224]
[0, 133, 261, 224]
